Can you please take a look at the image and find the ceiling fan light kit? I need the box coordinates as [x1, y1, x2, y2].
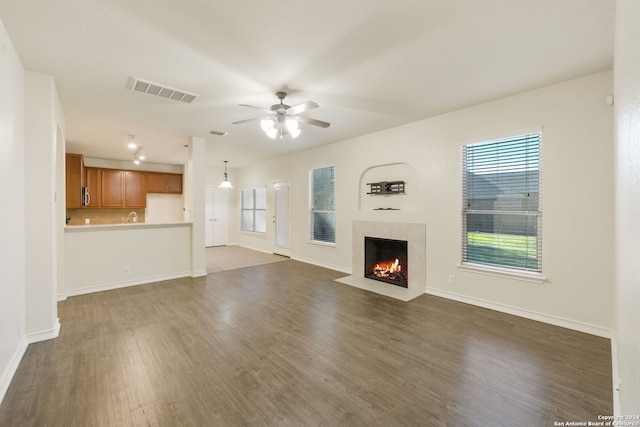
[233, 91, 330, 140]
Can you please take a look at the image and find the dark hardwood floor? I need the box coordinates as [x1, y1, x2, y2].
[0, 260, 612, 426]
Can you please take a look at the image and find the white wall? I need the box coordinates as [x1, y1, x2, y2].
[614, 0, 640, 415]
[231, 158, 293, 253]
[145, 194, 183, 223]
[187, 137, 206, 276]
[24, 71, 63, 340]
[64, 224, 191, 296]
[0, 18, 27, 403]
[236, 71, 614, 335]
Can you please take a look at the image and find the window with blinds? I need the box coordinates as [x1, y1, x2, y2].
[462, 132, 541, 272]
[241, 188, 266, 233]
[310, 166, 335, 244]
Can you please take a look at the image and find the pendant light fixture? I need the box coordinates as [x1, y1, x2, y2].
[219, 160, 233, 189]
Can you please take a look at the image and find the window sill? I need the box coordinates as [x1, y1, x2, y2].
[240, 230, 267, 237]
[308, 240, 336, 248]
[457, 262, 546, 284]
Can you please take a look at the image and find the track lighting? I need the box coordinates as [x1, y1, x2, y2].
[127, 134, 138, 149]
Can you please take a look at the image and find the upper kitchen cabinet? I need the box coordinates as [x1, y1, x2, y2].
[65, 153, 85, 208]
[167, 173, 182, 194]
[101, 169, 147, 208]
[125, 171, 147, 207]
[101, 169, 125, 207]
[84, 167, 102, 208]
[147, 172, 183, 194]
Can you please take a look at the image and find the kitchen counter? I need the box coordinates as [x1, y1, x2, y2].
[65, 221, 192, 232]
[63, 221, 193, 298]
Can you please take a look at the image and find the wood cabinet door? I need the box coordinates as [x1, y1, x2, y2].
[65, 153, 84, 208]
[125, 171, 147, 207]
[167, 173, 183, 194]
[101, 169, 124, 207]
[147, 172, 167, 193]
[84, 167, 101, 207]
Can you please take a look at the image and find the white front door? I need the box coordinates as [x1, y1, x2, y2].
[273, 181, 290, 257]
[205, 186, 228, 247]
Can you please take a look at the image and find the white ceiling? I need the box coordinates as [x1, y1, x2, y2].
[0, 0, 614, 168]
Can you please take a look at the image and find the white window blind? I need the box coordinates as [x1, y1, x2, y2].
[310, 166, 335, 243]
[241, 188, 266, 233]
[462, 132, 541, 272]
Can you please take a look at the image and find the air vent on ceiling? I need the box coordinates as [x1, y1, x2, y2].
[209, 130, 228, 136]
[129, 77, 198, 104]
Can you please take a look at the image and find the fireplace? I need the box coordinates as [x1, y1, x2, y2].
[364, 237, 408, 288]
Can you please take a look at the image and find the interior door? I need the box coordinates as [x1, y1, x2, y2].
[273, 181, 291, 257]
[205, 186, 229, 247]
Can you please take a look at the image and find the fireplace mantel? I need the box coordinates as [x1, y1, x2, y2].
[335, 220, 426, 301]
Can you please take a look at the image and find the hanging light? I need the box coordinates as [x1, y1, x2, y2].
[219, 160, 233, 189]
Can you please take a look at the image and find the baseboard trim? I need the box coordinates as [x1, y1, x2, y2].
[290, 256, 351, 275]
[237, 244, 274, 255]
[65, 272, 191, 298]
[27, 318, 61, 344]
[425, 287, 612, 338]
[190, 269, 207, 278]
[611, 336, 621, 415]
[0, 336, 28, 406]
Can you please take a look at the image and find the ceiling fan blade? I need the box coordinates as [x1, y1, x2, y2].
[285, 101, 319, 116]
[238, 104, 274, 114]
[297, 116, 331, 128]
[232, 117, 264, 125]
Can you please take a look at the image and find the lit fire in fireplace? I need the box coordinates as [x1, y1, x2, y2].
[372, 258, 403, 280]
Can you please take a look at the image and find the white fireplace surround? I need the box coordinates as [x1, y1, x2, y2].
[335, 220, 427, 301]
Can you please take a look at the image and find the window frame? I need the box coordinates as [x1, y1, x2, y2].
[309, 165, 336, 246]
[460, 128, 545, 283]
[240, 187, 267, 234]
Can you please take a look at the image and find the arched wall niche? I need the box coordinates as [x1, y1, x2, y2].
[358, 163, 419, 211]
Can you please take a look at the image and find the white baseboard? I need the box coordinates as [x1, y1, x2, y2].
[0, 336, 28, 406]
[237, 244, 274, 255]
[64, 272, 191, 298]
[611, 336, 621, 415]
[290, 255, 352, 275]
[190, 269, 207, 278]
[27, 318, 61, 344]
[426, 287, 612, 338]
[57, 293, 67, 302]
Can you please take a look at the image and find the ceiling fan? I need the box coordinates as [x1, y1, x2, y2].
[232, 91, 330, 139]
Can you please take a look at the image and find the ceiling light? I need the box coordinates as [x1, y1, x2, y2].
[261, 119, 274, 132]
[128, 134, 138, 149]
[260, 117, 301, 140]
[133, 145, 146, 164]
[219, 160, 233, 189]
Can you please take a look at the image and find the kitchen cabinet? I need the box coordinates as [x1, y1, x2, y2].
[101, 169, 125, 207]
[167, 173, 182, 193]
[147, 172, 183, 194]
[65, 153, 85, 208]
[84, 167, 102, 208]
[125, 171, 147, 207]
[101, 169, 147, 207]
